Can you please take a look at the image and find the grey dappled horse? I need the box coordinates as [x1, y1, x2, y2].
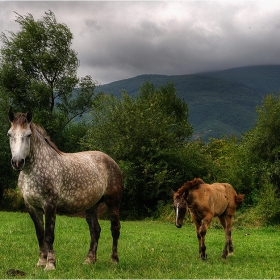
[7, 109, 122, 270]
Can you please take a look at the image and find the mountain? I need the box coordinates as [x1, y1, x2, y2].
[96, 65, 280, 141]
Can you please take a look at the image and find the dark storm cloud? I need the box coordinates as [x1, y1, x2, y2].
[1, 1, 280, 84]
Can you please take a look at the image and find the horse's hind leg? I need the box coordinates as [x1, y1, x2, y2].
[219, 214, 234, 259]
[26, 204, 48, 267]
[105, 196, 121, 263]
[84, 205, 101, 264]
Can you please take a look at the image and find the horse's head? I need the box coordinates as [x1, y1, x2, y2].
[7, 108, 33, 170]
[172, 190, 187, 228]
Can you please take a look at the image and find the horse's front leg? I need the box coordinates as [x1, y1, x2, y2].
[198, 215, 212, 260]
[26, 204, 48, 267]
[44, 202, 57, 270]
[191, 214, 204, 259]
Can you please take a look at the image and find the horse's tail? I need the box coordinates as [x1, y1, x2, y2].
[235, 194, 245, 205]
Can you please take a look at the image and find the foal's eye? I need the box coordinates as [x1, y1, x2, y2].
[27, 134, 32, 138]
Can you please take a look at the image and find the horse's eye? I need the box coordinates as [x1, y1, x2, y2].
[27, 134, 32, 138]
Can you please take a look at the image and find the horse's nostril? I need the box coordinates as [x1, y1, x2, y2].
[11, 158, 25, 169]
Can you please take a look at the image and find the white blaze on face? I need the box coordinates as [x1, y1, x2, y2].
[8, 125, 32, 166]
[176, 202, 180, 226]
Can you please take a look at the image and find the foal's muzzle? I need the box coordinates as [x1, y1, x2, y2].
[175, 223, 182, 229]
[11, 158, 25, 170]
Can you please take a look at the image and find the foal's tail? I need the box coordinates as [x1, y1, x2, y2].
[235, 194, 245, 205]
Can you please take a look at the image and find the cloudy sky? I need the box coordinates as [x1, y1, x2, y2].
[1, 1, 280, 85]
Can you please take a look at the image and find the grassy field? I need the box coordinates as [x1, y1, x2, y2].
[0, 211, 280, 279]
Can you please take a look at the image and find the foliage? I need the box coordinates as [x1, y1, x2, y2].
[253, 182, 280, 225]
[238, 94, 280, 192]
[203, 136, 251, 194]
[81, 82, 194, 219]
[0, 92, 18, 198]
[0, 189, 24, 211]
[0, 10, 96, 145]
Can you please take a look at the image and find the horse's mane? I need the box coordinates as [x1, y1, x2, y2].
[175, 178, 204, 198]
[31, 123, 62, 155]
[12, 112, 62, 155]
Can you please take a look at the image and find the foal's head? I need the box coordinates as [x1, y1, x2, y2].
[172, 191, 187, 228]
[172, 178, 204, 228]
[8, 109, 33, 170]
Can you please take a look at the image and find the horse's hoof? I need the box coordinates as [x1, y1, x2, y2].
[37, 259, 47, 267]
[111, 253, 119, 264]
[83, 257, 96, 264]
[111, 258, 119, 264]
[44, 263, 56, 271]
[201, 254, 207, 260]
[222, 253, 228, 259]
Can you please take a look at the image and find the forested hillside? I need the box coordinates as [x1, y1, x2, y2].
[97, 65, 280, 141]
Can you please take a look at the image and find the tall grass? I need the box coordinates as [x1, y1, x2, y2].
[0, 211, 279, 279]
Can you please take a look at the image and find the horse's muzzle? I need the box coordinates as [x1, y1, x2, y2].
[175, 223, 182, 228]
[11, 158, 25, 170]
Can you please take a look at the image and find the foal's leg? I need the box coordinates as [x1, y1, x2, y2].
[191, 214, 204, 259]
[26, 205, 47, 267]
[195, 213, 213, 260]
[219, 214, 234, 259]
[84, 205, 101, 264]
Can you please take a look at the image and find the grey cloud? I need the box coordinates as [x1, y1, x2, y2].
[1, 1, 280, 84]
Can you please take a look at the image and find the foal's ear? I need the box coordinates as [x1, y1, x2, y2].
[8, 107, 14, 123]
[171, 189, 175, 196]
[26, 109, 32, 123]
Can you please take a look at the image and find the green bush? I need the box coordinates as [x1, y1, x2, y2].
[0, 188, 25, 211]
[254, 183, 280, 225]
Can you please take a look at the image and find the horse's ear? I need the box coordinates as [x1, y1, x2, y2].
[26, 109, 32, 123]
[8, 107, 14, 123]
[183, 189, 189, 198]
[171, 189, 175, 196]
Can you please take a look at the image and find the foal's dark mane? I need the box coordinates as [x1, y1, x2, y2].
[175, 178, 204, 198]
[13, 112, 62, 155]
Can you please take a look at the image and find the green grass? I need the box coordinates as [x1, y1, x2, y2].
[0, 211, 280, 278]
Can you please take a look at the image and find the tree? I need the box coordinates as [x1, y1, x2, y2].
[242, 94, 280, 187]
[0, 10, 96, 142]
[0, 91, 18, 200]
[81, 82, 193, 219]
